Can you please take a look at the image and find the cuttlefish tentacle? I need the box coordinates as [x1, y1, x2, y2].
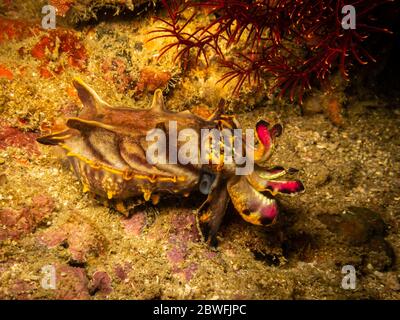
[196, 175, 229, 246]
[253, 120, 283, 163]
[197, 185, 229, 246]
[247, 166, 305, 195]
[256, 166, 299, 180]
[227, 176, 279, 226]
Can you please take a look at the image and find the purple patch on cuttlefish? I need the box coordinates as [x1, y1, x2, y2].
[247, 196, 278, 223]
[260, 201, 279, 222]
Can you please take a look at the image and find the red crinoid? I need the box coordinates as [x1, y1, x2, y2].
[148, 0, 224, 68]
[149, 0, 394, 103]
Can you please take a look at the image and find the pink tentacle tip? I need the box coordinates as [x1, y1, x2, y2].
[255, 120, 271, 147]
[267, 180, 305, 194]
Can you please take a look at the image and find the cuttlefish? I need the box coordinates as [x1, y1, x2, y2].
[37, 79, 304, 244]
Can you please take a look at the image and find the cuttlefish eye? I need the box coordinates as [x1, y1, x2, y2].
[199, 172, 216, 195]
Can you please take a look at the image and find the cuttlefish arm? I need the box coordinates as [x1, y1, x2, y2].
[254, 120, 282, 163]
[198, 184, 230, 247]
[247, 166, 305, 195]
[227, 120, 304, 226]
[196, 173, 231, 246]
[227, 176, 279, 226]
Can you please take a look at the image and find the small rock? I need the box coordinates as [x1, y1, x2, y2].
[11, 279, 37, 300]
[134, 41, 143, 51]
[182, 264, 198, 282]
[135, 67, 171, 94]
[0, 194, 54, 240]
[114, 262, 132, 281]
[312, 165, 331, 187]
[165, 211, 202, 282]
[0, 123, 40, 155]
[167, 247, 186, 265]
[38, 212, 108, 264]
[0, 173, 7, 186]
[30, 194, 55, 220]
[384, 273, 400, 291]
[55, 264, 90, 300]
[318, 207, 386, 245]
[366, 237, 395, 272]
[49, 0, 73, 17]
[169, 211, 201, 245]
[89, 271, 112, 296]
[303, 95, 324, 115]
[318, 207, 395, 272]
[121, 212, 146, 236]
[336, 161, 361, 189]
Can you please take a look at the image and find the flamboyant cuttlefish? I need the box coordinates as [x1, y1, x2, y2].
[37, 79, 304, 245]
